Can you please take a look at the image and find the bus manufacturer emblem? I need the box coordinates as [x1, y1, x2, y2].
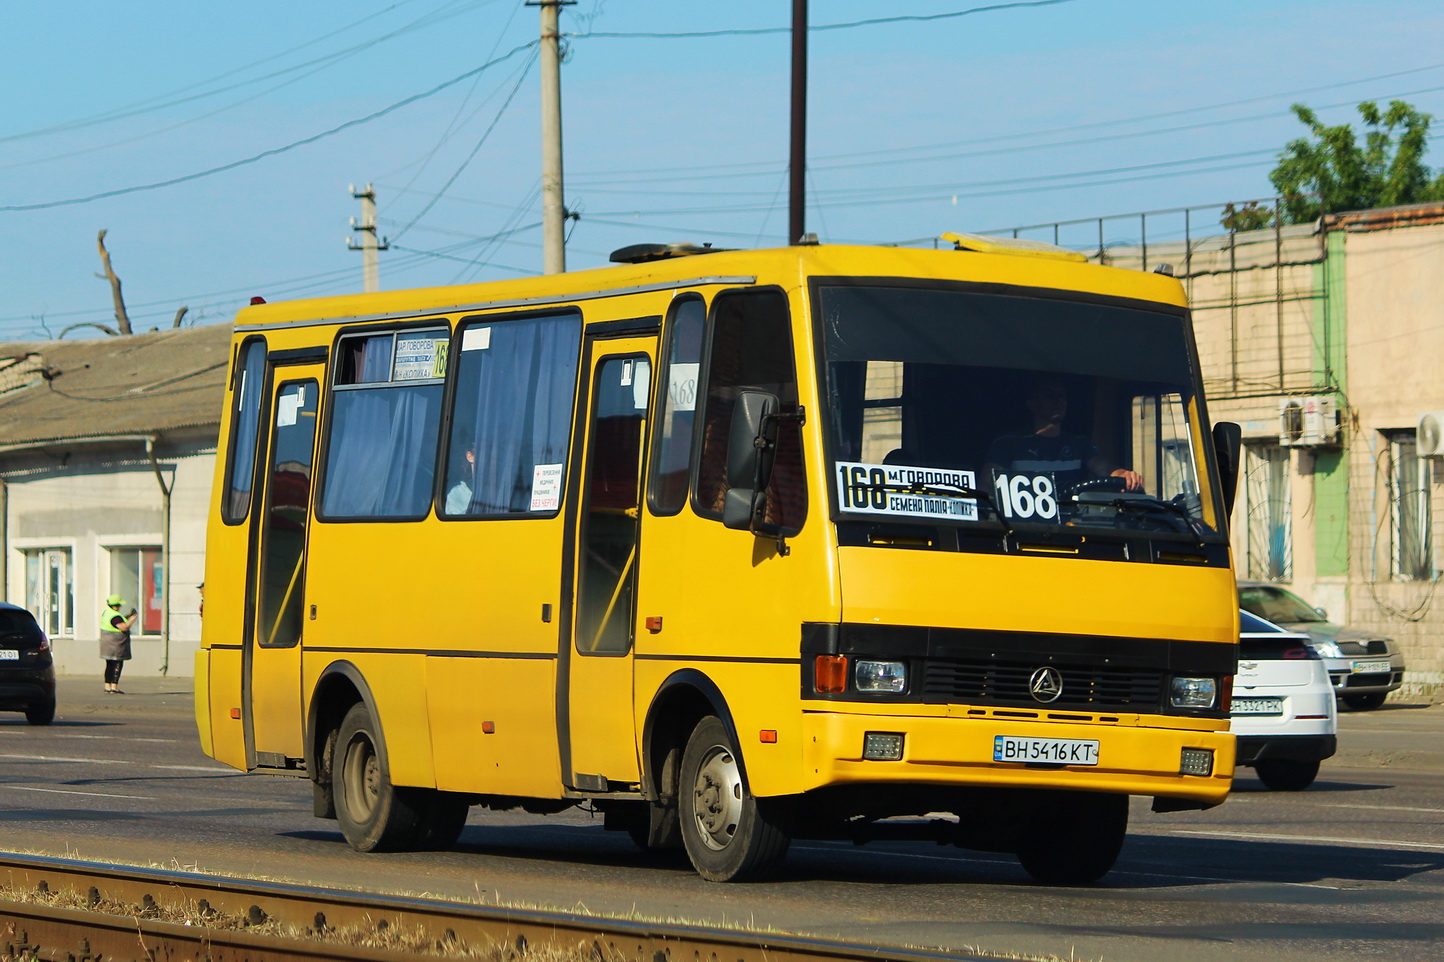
[1028, 667, 1064, 703]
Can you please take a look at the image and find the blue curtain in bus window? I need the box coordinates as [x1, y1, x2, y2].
[321, 384, 442, 518]
[444, 313, 582, 516]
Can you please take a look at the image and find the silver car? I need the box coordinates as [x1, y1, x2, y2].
[1237, 581, 1405, 710]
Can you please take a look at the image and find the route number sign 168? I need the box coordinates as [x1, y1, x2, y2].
[992, 472, 1059, 521]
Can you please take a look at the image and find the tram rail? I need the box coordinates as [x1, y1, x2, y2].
[0, 852, 990, 962]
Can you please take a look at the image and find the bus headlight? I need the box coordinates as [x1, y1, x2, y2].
[1169, 675, 1218, 709]
[855, 660, 907, 693]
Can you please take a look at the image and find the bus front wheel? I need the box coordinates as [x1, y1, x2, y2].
[1015, 791, 1128, 885]
[334, 702, 421, 852]
[678, 716, 790, 882]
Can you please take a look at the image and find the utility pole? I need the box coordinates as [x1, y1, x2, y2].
[348, 183, 389, 293]
[789, 0, 807, 245]
[531, 0, 573, 274]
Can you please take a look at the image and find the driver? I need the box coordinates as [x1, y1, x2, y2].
[985, 377, 1143, 493]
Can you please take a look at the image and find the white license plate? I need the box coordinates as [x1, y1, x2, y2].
[1352, 659, 1392, 674]
[993, 735, 1099, 766]
[0, 649, 19, 661]
[1231, 696, 1283, 715]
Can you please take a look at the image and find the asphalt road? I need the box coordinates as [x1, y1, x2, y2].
[1, 676, 1441, 962]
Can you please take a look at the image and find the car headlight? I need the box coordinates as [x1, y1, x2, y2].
[1311, 640, 1344, 658]
[1170, 675, 1218, 709]
[855, 660, 907, 693]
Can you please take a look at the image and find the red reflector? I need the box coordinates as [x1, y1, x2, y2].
[1219, 676, 1233, 713]
[759, 730, 777, 743]
[229, 708, 241, 719]
[815, 654, 847, 694]
[481, 721, 495, 734]
[249, 296, 267, 305]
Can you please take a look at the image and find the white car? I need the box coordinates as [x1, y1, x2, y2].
[1232, 610, 1338, 790]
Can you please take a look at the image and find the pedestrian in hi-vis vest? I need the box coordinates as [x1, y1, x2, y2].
[100, 594, 137, 694]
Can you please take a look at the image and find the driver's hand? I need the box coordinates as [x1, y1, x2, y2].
[1110, 468, 1144, 492]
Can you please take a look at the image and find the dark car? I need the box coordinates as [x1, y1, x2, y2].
[1237, 581, 1405, 710]
[0, 604, 55, 725]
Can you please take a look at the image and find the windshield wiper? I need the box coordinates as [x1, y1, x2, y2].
[844, 480, 1012, 535]
[1099, 494, 1207, 543]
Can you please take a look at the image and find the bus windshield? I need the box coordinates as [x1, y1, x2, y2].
[819, 284, 1219, 539]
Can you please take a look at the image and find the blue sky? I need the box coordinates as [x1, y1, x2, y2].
[2, 0, 1443, 339]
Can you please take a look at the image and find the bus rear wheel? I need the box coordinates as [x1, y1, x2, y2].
[412, 792, 470, 850]
[334, 702, 421, 852]
[678, 716, 789, 882]
[1015, 791, 1128, 885]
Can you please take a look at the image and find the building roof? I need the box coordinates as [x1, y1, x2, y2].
[0, 322, 232, 449]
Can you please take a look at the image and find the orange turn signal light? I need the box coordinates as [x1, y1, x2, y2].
[815, 654, 848, 694]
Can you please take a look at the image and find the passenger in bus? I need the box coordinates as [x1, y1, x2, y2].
[445, 445, 475, 514]
[985, 377, 1143, 493]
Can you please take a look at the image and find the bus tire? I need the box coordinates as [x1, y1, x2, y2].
[1016, 791, 1127, 885]
[334, 702, 421, 852]
[411, 791, 470, 850]
[678, 716, 789, 882]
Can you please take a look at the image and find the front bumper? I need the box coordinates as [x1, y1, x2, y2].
[1236, 733, 1337, 764]
[1323, 656, 1405, 695]
[801, 709, 1234, 807]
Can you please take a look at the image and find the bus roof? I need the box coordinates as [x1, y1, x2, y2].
[233, 241, 1188, 329]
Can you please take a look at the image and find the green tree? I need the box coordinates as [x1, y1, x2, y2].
[1220, 200, 1274, 232]
[1268, 100, 1444, 224]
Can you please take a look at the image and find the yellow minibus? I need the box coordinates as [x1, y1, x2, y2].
[196, 235, 1241, 883]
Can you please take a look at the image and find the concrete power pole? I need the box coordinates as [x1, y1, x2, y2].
[348, 183, 389, 293]
[533, 0, 573, 274]
[789, 0, 808, 245]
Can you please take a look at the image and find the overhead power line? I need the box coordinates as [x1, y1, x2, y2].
[0, 0, 491, 145]
[389, 48, 539, 243]
[569, 0, 1078, 39]
[0, 42, 537, 213]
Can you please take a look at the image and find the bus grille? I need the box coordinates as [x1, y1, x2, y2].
[922, 659, 1165, 709]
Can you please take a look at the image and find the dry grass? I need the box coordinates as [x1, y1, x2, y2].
[0, 851, 1101, 962]
[0, 878, 625, 961]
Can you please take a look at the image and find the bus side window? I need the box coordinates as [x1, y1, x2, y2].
[441, 311, 582, 517]
[694, 289, 806, 534]
[648, 296, 705, 515]
[319, 328, 446, 520]
[223, 337, 267, 523]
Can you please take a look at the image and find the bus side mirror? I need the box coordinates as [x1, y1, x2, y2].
[1212, 420, 1242, 517]
[722, 391, 779, 531]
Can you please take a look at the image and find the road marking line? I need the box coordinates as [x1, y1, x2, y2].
[151, 765, 235, 773]
[0, 753, 122, 765]
[1329, 803, 1444, 814]
[1114, 868, 1344, 889]
[1174, 829, 1444, 851]
[5, 786, 153, 800]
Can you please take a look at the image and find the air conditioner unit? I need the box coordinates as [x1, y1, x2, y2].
[1418, 411, 1444, 457]
[1278, 396, 1340, 447]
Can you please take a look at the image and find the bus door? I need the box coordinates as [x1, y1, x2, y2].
[564, 337, 656, 790]
[244, 363, 322, 769]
